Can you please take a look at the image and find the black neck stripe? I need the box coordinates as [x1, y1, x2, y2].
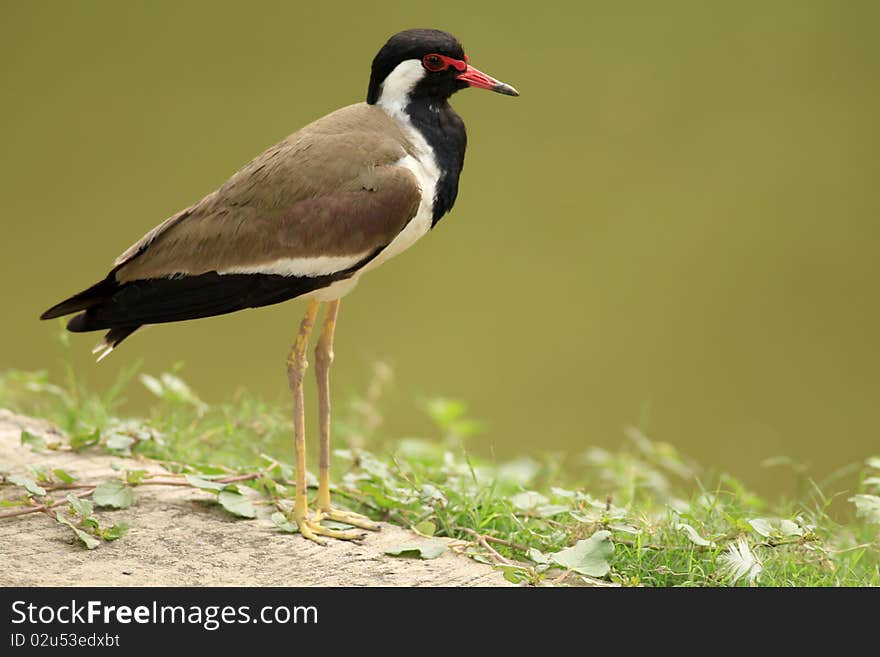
[404, 99, 467, 226]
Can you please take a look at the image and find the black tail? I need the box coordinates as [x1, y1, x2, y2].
[40, 264, 369, 357]
[40, 272, 142, 354]
[40, 274, 120, 321]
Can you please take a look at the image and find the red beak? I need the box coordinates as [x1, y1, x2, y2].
[457, 64, 519, 97]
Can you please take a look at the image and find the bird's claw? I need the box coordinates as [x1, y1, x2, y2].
[295, 513, 367, 545]
[291, 506, 379, 545]
[317, 506, 382, 532]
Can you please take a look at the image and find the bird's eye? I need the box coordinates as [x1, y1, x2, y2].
[422, 54, 447, 72]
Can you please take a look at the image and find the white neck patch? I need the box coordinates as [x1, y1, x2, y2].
[376, 59, 425, 119]
[367, 58, 442, 279]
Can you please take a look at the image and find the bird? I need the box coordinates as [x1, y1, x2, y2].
[40, 28, 518, 545]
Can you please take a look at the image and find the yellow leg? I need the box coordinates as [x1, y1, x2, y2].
[314, 299, 381, 531]
[286, 299, 363, 544]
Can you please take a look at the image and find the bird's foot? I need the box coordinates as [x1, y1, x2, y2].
[317, 506, 382, 532]
[293, 509, 366, 546]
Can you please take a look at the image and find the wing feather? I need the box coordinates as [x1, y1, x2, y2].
[40, 103, 423, 351]
[115, 103, 420, 281]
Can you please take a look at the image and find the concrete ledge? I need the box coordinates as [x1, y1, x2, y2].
[0, 410, 513, 587]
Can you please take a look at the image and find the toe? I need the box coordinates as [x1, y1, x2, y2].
[320, 507, 381, 531]
[298, 523, 328, 546]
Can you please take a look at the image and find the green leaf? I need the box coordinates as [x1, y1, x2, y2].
[536, 504, 570, 517]
[195, 465, 229, 476]
[510, 491, 549, 511]
[777, 519, 802, 536]
[270, 511, 299, 533]
[100, 522, 129, 541]
[93, 480, 133, 509]
[494, 564, 530, 584]
[413, 520, 436, 537]
[70, 429, 100, 451]
[748, 517, 803, 538]
[254, 477, 279, 497]
[420, 483, 447, 505]
[8, 474, 46, 497]
[528, 548, 550, 565]
[185, 474, 228, 492]
[28, 465, 51, 482]
[125, 469, 149, 485]
[850, 494, 880, 524]
[676, 522, 715, 547]
[748, 518, 774, 537]
[321, 519, 355, 531]
[218, 491, 256, 518]
[106, 433, 136, 453]
[66, 493, 93, 518]
[81, 517, 100, 530]
[549, 531, 614, 577]
[20, 430, 46, 451]
[384, 539, 446, 560]
[58, 518, 100, 550]
[53, 468, 76, 484]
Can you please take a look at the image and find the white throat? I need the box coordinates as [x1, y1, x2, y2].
[376, 59, 425, 120]
[361, 59, 441, 279]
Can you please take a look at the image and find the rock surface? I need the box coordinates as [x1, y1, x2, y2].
[0, 410, 513, 587]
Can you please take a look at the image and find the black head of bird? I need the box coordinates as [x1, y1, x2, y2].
[367, 28, 519, 105]
[41, 28, 518, 545]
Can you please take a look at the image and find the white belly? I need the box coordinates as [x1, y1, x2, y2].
[311, 275, 361, 301]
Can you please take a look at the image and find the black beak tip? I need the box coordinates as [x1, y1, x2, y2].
[494, 83, 520, 97]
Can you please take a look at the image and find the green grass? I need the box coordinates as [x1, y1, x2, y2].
[1, 355, 878, 587]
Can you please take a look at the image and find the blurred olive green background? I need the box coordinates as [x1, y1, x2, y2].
[2, 1, 877, 496]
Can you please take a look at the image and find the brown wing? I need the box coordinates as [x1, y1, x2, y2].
[40, 103, 422, 349]
[114, 103, 421, 282]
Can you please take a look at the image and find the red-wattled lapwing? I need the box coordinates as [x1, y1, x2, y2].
[40, 29, 518, 544]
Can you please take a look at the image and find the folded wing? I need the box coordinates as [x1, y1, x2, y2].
[41, 104, 422, 353]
